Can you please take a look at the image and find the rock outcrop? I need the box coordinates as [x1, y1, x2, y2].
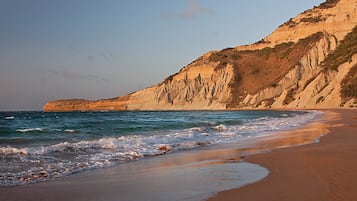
[43, 0, 357, 112]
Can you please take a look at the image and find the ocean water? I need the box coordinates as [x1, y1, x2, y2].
[0, 110, 319, 186]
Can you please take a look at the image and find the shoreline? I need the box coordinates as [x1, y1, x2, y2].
[208, 109, 357, 201]
[0, 109, 353, 201]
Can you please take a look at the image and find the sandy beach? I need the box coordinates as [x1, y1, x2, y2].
[208, 109, 357, 201]
[0, 109, 355, 201]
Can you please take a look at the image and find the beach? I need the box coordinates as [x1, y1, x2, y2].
[209, 109, 357, 201]
[0, 109, 355, 201]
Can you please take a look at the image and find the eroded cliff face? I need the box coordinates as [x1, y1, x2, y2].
[43, 55, 235, 111]
[43, 0, 357, 111]
[238, 0, 357, 51]
[126, 57, 234, 110]
[242, 33, 357, 109]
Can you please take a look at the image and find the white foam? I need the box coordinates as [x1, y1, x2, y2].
[0, 147, 28, 155]
[64, 129, 76, 133]
[16, 128, 44, 133]
[5, 116, 15, 120]
[213, 124, 228, 131]
[0, 110, 321, 186]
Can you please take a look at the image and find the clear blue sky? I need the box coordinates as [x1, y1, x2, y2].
[0, 0, 324, 111]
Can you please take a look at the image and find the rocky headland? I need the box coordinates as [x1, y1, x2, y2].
[44, 0, 357, 111]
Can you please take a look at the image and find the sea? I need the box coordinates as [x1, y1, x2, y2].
[0, 110, 320, 187]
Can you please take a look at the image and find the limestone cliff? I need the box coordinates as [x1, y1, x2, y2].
[43, 0, 357, 112]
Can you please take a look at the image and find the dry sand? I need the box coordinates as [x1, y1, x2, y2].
[208, 109, 357, 201]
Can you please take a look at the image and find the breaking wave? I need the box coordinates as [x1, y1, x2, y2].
[0, 110, 321, 186]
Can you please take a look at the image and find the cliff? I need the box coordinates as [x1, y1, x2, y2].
[44, 0, 357, 112]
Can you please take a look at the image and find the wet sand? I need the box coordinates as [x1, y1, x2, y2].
[208, 109, 357, 201]
[0, 140, 270, 201]
[1, 109, 354, 201]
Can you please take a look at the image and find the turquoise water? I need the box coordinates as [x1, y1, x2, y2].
[0, 110, 318, 186]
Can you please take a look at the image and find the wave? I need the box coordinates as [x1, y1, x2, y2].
[15, 128, 78, 134]
[5, 116, 15, 120]
[64, 129, 76, 133]
[213, 124, 228, 132]
[0, 147, 28, 155]
[0, 110, 321, 186]
[9, 111, 320, 158]
[16, 128, 43, 133]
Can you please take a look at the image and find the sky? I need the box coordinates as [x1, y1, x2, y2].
[0, 0, 325, 111]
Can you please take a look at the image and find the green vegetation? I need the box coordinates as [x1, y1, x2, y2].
[231, 54, 241, 60]
[341, 84, 357, 98]
[318, 0, 339, 9]
[209, 48, 240, 71]
[276, 42, 294, 59]
[281, 0, 339, 28]
[259, 47, 272, 59]
[323, 25, 357, 71]
[208, 32, 324, 108]
[298, 32, 324, 47]
[341, 64, 357, 99]
[300, 16, 324, 23]
[233, 72, 242, 82]
[282, 18, 297, 28]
